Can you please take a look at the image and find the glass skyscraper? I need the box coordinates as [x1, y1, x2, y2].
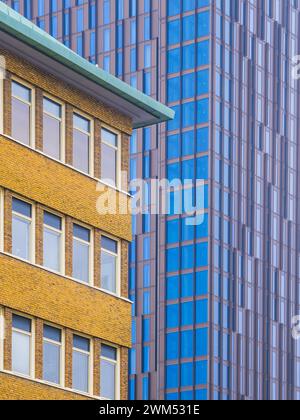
[5, 0, 300, 400]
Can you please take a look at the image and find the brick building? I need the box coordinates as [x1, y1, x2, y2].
[4, 0, 300, 401]
[0, 3, 173, 400]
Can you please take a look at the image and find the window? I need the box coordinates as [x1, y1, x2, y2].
[103, 0, 110, 24]
[72, 335, 90, 393]
[51, 16, 58, 38]
[12, 197, 33, 261]
[43, 324, 62, 385]
[167, 19, 180, 46]
[167, 0, 180, 16]
[73, 114, 91, 174]
[43, 212, 63, 273]
[76, 7, 84, 32]
[12, 314, 32, 376]
[43, 97, 63, 160]
[116, 0, 124, 20]
[101, 128, 118, 186]
[144, 44, 151, 68]
[100, 344, 118, 400]
[101, 236, 118, 294]
[11, 80, 32, 145]
[72, 224, 91, 284]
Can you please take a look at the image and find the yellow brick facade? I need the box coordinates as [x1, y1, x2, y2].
[0, 136, 132, 242]
[0, 254, 131, 347]
[0, 372, 94, 400]
[0, 48, 132, 400]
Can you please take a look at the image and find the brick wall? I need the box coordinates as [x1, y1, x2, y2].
[0, 254, 131, 347]
[0, 371, 92, 400]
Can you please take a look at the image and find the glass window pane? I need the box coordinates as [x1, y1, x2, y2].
[12, 331, 30, 375]
[101, 251, 116, 293]
[43, 341, 60, 384]
[102, 236, 117, 253]
[12, 98, 30, 145]
[44, 212, 61, 230]
[101, 344, 117, 360]
[74, 114, 90, 132]
[12, 314, 31, 332]
[12, 81, 31, 101]
[43, 98, 61, 117]
[72, 351, 89, 392]
[73, 224, 90, 242]
[73, 129, 89, 173]
[43, 325, 61, 342]
[101, 143, 117, 185]
[102, 129, 117, 147]
[12, 198, 31, 217]
[12, 215, 30, 260]
[43, 228, 61, 272]
[73, 240, 89, 283]
[101, 359, 115, 399]
[73, 335, 90, 352]
[43, 114, 61, 160]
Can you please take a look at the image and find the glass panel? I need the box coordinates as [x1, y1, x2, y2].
[101, 359, 115, 399]
[73, 114, 90, 132]
[73, 224, 90, 242]
[44, 212, 61, 230]
[12, 314, 31, 332]
[43, 341, 60, 384]
[12, 198, 31, 217]
[73, 240, 89, 283]
[101, 251, 116, 293]
[43, 98, 61, 118]
[101, 344, 117, 360]
[102, 236, 117, 253]
[43, 325, 61, 342]
[101, 128, 117, 147]
[12, 81, 31, 101]
[73, 335, 90, 352]
[72, 351, 89, 392]
[101, 143, 116, 185]
[12, 331, 30, 375]
[43, 228, 61, 272]
[43, 114, 61, 160]
[73, 129, 89, 173]
[12, 98, 30, 145]
[12, 215, 30, 260]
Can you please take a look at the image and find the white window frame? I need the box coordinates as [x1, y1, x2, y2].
[42, 322, 65, 387]
[42, 94, 65, 163]
[0, 72, 4, 135]
[72, 110, 94, 177]
[72, 223, 93, 286]
[100, 234, 121, 296]
[100, 343, 120, 400]
[42, 209, 65, 275]
[11, 77, 35, 148]
[100, 124, 121, 189]
[11, 311, 35, 378]
[0, 306, 4, 371]
[0, 188, 4, 253]
[72, 333, 93, 395]
[11, 195, 35, 264]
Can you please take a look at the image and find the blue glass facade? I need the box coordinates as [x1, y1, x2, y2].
[164, 0, 210, 399]
[6, 0, 300, 400]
